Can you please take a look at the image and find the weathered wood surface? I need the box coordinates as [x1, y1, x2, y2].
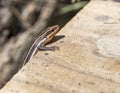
[1, 0, 120, 93]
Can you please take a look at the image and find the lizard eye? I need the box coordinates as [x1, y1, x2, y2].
[45, 29, 54, 37]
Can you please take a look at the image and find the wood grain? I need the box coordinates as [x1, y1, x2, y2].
[1, 0, 120, 93]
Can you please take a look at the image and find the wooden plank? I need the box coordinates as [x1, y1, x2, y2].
[1, 0, 120, 93]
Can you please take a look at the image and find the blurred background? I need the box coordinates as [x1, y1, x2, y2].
[0, 0, 89, 44]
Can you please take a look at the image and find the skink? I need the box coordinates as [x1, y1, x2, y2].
[21, 25, 60, 68]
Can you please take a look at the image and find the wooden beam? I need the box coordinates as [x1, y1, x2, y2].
[1, 0, 120, 93]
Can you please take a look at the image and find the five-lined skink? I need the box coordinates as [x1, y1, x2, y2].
[21, 25, 60, 68]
